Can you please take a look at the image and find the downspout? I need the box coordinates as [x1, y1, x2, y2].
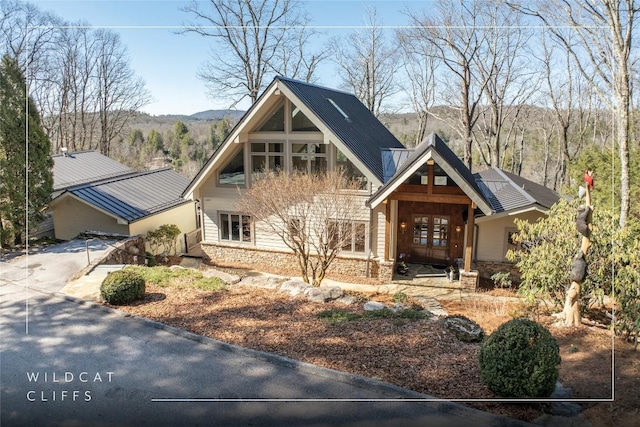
[365, 183, 374, 277]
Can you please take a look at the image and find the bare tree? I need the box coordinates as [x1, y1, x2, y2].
[329, 5, 400, 116]
[472, 1, 539, 169]
[396, 28, 439, 146]
[511, 0, 638, 228]
[237, 170, 366, 286]
[94, 29, 151, 156]
[182, 0, 318, 106]
[403, 0, 490, 170]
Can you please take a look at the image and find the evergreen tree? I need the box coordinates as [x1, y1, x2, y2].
[0, 55, 53, 246]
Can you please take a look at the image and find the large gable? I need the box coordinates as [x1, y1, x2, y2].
[277, 77, 404, 182]
[183, 76, 404, 198]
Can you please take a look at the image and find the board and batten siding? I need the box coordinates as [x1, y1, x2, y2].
[52, 196, 128, 240]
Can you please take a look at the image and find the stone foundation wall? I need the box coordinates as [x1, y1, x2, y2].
[72, 234, 146, 280]
[201, 242, 392, 281]
[475, 261, 521, 283]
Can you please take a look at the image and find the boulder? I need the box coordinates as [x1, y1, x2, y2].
[335, 295, 357, 305]
[364, 301, 387, 311]
[304, 285, 344, 303]
[443, 315, 484, 343]
[279, 279, 312, 296]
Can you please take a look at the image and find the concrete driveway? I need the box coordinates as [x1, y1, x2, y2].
[0, 239, 115, 294]
[0, 241, 536, 426]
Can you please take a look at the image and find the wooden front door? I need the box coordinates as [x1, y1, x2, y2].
[410, 214, 449, 265]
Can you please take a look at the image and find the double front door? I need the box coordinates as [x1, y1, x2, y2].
[410, 214, 449, 265]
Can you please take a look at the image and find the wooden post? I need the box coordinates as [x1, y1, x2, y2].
[464, 202, 475, 272]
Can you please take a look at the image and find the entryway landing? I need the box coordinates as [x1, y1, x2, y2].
[392, 263, 459, 289]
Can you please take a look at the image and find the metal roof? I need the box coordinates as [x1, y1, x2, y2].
[474, 168, 561, 213]
[52, 150, 134, 191]
[55, 168, 191, 223]
[278, 77, 405, 182]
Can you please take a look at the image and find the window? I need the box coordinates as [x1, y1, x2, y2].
[291, 143, 327, 174]
[251, 142, 283, 179]
[257, 103, 285, 132]
[407, 163, 429, 185]
[328, 220, 367, 254]
[291, 103, 319, 131]
[219, 148, 245, 185]
[434, 164, 456, 187]
[220, 213, 252, 243]
[336, 148, 368, 190]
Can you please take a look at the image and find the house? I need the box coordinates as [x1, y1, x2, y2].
[183, 76, 561, 284]
[48, 150, 198, 254]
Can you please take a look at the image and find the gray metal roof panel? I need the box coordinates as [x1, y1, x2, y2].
[278, 77, 405, 182]
[66, 168, 191, 222]
[474, 168, 561, 213]
[53, 150, 134, 190]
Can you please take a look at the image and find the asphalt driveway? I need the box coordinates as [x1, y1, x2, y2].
[0, 241, 535, 426]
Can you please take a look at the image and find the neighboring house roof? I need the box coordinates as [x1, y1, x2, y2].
[52, 150, 134, 194]
[50, 168, 191, 223]
[369, 133, 494, 215]
[475, 168, 561, 213]
[277, 77, 405, 182]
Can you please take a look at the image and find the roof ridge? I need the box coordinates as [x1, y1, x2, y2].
[493, 168, 537, 205]
[67, 167, 176, 190]
[276, 76, 356, 97]
[52, 149, 101, 158]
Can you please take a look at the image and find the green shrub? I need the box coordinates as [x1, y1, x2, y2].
[479, 318, 560, 397]
[100, 270, 146, 305]
[145, 251, 157, 267]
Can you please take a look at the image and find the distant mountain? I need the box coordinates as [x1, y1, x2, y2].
[152, 109, 245, 122]
[189, 109, 245, 120]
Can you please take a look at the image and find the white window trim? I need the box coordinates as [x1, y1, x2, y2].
[218, 212, 254, 245]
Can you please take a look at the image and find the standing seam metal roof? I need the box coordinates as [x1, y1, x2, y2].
[52, 150, 134, 191]
[474, 168, 561, 213]
[58, 168, 191, 222]
[277, 77, 405, 182]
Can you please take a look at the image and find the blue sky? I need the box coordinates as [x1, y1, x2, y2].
[33, 0, 427, 116]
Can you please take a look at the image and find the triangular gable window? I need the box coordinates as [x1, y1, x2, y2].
[257, 102, 285, 132]
[291, 103, 319, 132]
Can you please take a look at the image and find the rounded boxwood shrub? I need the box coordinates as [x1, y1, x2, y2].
[100, 269, 146, 305]
[479, 318, 561, 397]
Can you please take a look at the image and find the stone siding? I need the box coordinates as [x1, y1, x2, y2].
[475, 261, 522, 283]
[72, 234, 146, 280]
[201, 242, 393, 282]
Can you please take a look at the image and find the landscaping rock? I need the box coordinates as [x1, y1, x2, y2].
[391, 303, 407, 313]
[304, 285, 344, 303]
[414, 296, 448, 317]
[443, 315, 484, 343]
[335, 295, 357, 305]
[279, 279, 312, 296]
[364, 301, 386, 311]
[202, 268, 241, 285]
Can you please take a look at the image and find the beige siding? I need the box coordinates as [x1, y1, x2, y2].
[52, 197, 128, 240]
[476, 211, 545, 261]
[129, 202, 197, 254]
